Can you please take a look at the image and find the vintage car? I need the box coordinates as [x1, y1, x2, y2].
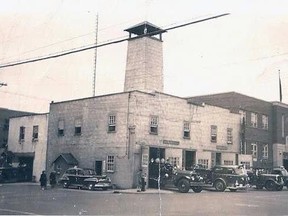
[271, 167, 288, 188]
[59, 167, 112, 191]
[193, 165, 249, 192]
[0, 166, 18, 183]
[149, 162, 205, 193]
[247, 168, 284, 191]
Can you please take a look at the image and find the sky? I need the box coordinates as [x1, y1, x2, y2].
[0, 0, 288, 113]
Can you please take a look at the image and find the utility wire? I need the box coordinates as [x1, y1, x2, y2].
[0, 13, 229, 69]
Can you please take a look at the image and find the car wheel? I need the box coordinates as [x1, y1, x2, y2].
[177, 179, 190, 193]
[191, 186, 202, 193]
[214, 180, 226, 192]
[265, 180, 276, 191]
[229, 189, 237, 192]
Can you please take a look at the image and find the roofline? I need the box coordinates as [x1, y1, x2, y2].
[9, 112, 49, 119]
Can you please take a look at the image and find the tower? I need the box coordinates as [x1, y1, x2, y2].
[124, 22, 166, 93]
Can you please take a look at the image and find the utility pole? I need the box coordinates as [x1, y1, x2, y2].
[0, 82, 7, 87]
[92, 14, 99, 97]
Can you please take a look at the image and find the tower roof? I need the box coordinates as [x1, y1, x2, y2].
[124, 21, 166, 37]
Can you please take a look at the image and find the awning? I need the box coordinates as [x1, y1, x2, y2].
[52, 153, 78, 166]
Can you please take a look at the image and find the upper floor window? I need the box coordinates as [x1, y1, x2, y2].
[239, 110, 246, 124]
[58, 119, 65, 136]
[107, 155, 115, 172]
[183, 121, 190, 139]
[150, 116, 158, 135]
[251, 143, 257, 158]
[74, 118, 82, 136]
[227, 128, 233, 144]
[210, 125, 217, 143]
[108, 114, 116, 132]
[263, 144, 268, 158]
[32, 125, 39, 141]
[251, 112, 258, 128]
[262, 115, 268, 130]
[19, 126, 25, 142]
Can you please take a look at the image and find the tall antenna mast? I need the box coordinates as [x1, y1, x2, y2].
[93, 13, 99, 96]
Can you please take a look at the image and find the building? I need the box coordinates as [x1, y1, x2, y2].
[7, 113, 49, 181]
[46, 22, 249, 189]
[188, 92, 288, 169]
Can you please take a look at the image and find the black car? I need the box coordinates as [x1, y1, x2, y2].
[271, 167, 288, 188]
[59, 167, 112, 191]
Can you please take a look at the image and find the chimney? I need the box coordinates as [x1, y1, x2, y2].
[124, 22, 166, 93]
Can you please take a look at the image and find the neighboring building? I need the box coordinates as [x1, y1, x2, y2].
[46, 22, 249, 189]
[188, 92, 288, 169]
[7, 113, 49, 181]
[0, 108, 34, 150]
[272, 102, 288, 169]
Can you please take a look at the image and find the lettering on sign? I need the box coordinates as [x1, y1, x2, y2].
[216, 145, 228, 150]
[162, 140, 180, 145]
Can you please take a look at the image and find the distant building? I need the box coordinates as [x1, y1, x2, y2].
[46, 22, 250, 189]
[7, 113, 49, 181]
[188, 92, 288, 169]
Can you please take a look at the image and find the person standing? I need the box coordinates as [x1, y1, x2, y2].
[40, 171, 47, 190]
[49, 171, 57, 188]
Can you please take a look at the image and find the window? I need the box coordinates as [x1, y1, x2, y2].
[107, 155, 115, 172]
[150, 116, 158, 134]
[227, 128, 233, 144]
[19, 126, 25, 142]
[210, 125, 217, 143]
[224, 160, 233, 165]
[58, 119, 64, 136]
[240, 161, 251, 169]
[251, 112, 258, 128]
[74, 118, 82, 136]
[168, 157, 180, 167]
[108, 115, 116, 132]
[183, 121, 190, 139]
[32, 125, 39, 141]
[239, 110, 246, 124]
[262, 115, 268, 130]
[251, 143, 257, 158]
[198, 159, 208, 168]
[263, 144, 268, 158]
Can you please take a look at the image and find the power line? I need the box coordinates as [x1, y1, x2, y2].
[0, 13, 230, 69]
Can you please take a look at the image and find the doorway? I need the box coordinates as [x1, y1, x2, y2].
[184, 150, 196, 170]
[95, 161, 103, 175]
[216, 153, 221, 165]
[148, 147, 165, 188]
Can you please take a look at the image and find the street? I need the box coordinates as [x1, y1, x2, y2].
[0, 183, 288, 215]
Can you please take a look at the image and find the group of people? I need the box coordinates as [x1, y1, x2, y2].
[39, 171, 57, 190]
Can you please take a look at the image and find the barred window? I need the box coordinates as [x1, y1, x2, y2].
[211, 125, 217, 143]
[168, 157, 180, 167]
[107, 155, 115, 172]
[227, 128, 233, 144]
[19, 126, 25, 142]
[150, 116, 158, 134]
[108, 115, 116, 132]
[183, 121, 190, 139]
[198, 159, 209, 168]
[32, 125, 39, 141]
[224, 160, 233, 165]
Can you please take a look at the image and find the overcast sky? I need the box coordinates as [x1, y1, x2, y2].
[0, 0, 288, 113]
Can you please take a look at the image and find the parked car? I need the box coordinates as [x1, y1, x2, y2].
[193, 164, 249, 192]
[59, 167, 112, 191]
[0, 166, 18, 183]
[149, 162, 205, 193]
[271, 167, 288, 188]
[247, 168, 284, 191]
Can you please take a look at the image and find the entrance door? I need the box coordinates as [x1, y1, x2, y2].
[216, 153, 221, 165]
[148, 147, 165, 188]
[95, 161, 103, 175]
[184, 150, 196, 170]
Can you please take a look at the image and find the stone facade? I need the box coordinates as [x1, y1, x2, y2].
[7, 113, 48, 181]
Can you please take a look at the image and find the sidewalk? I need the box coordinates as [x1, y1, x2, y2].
[113, 188, 175, 194]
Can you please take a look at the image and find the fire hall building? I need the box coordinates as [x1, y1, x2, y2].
[46, 22, 251, 189]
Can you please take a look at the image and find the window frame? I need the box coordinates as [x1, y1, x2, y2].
[19, 126, 25, 143]
[32, 125, 39, 141]
[210, 125, 217, 143]
[183, 121, 190, 139]
[107, 155, 115, 172]
[227, 128, 233, 144]
[74, 118, 82, 136]
[251, 112, 258, 128]
[263, 144, 268, 158]
[150, 115, 158, 135]
[108, 114, 116, 133]
[262, 114, 268, 130]
[251, 143, 257, 158]
[58, 119, 65, 137]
